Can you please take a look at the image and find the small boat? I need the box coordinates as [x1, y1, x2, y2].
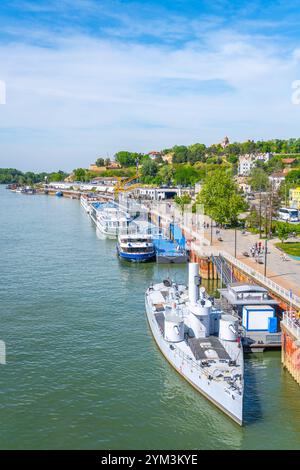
[117, 233, 156, 262]
[145, 263, 244, 425]
[56, 191, 63, 197]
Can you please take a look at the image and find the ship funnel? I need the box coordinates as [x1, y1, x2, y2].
[188, 263, 200, 305]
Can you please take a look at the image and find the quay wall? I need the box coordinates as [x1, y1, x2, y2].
[281, 319, 300, 385]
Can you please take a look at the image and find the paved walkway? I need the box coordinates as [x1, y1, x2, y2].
[206, 226, 300, 298]
[149, 202, 300, 303]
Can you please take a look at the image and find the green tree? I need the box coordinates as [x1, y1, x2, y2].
[157, 165, 175, 186]
[249, 167, 269, 191]
[95, 158, 105, 167]
[73, 168, 87, 181]
[188, 143, 206, 163]
[115, 151, 136, 167]
[197, 169, 247, 225]
[277, 222, 290, 243]
[172, 145, 190, 163]
[141, 160, 158, 182]
[174, 194, 192, 214]
[115, 151, 143, 167]
[173, 165, 200, 186]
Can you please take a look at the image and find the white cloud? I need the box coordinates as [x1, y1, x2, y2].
[0, 25, 299, 171]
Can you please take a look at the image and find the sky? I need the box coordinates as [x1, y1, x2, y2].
[1, 0, 300, 171]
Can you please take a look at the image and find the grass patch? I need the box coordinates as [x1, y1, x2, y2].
[276, 242, 300, 257]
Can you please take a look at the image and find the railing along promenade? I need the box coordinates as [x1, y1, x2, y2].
[149, 201, 300, 311]
[282, 312, 300, 340]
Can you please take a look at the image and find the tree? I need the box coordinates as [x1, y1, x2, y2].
[188, 143, 206, 163]
[173, 165, 200, 186]
[249, 167, 269, 191]
[157, 165, 175, 186]
[197, 169, 247, 225]
[141, 160, 158, 182]
[115, 151, 136, 167]
[174, 194, 192, 214]
[246, 206, 260, 230]
[95, 158, 105, 167]
[50, 172, 64, 182]
[73, 168, 87, 181]
[172, 145, 190, 163]
[277, 222, 290, 243]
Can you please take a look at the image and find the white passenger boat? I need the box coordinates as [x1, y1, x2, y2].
[80, 193, 101, 214]
[90, 201, 132, 238]
[145, 263, 244, 425]
[117, 232, 156, 262]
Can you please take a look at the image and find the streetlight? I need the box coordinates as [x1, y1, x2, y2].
[234, 228, 237, 258]
[264, 238, 268, 277]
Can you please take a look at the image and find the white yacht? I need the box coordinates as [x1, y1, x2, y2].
[90, 201, 132, 238]
[145, 263, 244, 425]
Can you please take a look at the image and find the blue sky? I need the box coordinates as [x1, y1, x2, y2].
[0, 0, 300, 171]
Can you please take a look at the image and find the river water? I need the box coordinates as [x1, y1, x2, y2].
[0, 185, 300, 450]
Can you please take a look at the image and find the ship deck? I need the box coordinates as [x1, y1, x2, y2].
[188, 336, 231, 361]
[154, 312, 231, 361]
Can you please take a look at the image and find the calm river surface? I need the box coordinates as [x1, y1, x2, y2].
[0, 185, 300, 449]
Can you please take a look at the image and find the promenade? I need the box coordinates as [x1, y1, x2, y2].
[149, 201, 300, 308]
[208, 227, 300, 298]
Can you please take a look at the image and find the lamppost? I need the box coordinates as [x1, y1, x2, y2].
[234, 228, 237, 258]
[259, 190, 262, 239]
[264, 238, 268, 277]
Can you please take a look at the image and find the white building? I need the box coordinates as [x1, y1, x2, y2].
[238, 155, 256, 176]
[238, 153, 273, 176]
[131, 186, 191, 200]
[269, 172, 285, 190]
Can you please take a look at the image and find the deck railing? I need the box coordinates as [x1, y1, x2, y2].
[282, 312, 300, 340]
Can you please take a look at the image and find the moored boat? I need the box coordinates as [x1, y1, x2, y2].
[117, 232, 156, 262]
[90, 201, 132, 238]
[145, 263, 244, 425]
[80, 193, 102, 214]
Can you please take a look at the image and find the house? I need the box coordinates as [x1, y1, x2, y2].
[148, 151, 162, 160]
[238, 152, 273, 176]
[282, 158, 297, 166]
[256, 152, 272, 163]
[106, 162, 122, 170]
[269, 172, 285, 190]
[282, 158, 297, 174]
[238, 154, 256, 176]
